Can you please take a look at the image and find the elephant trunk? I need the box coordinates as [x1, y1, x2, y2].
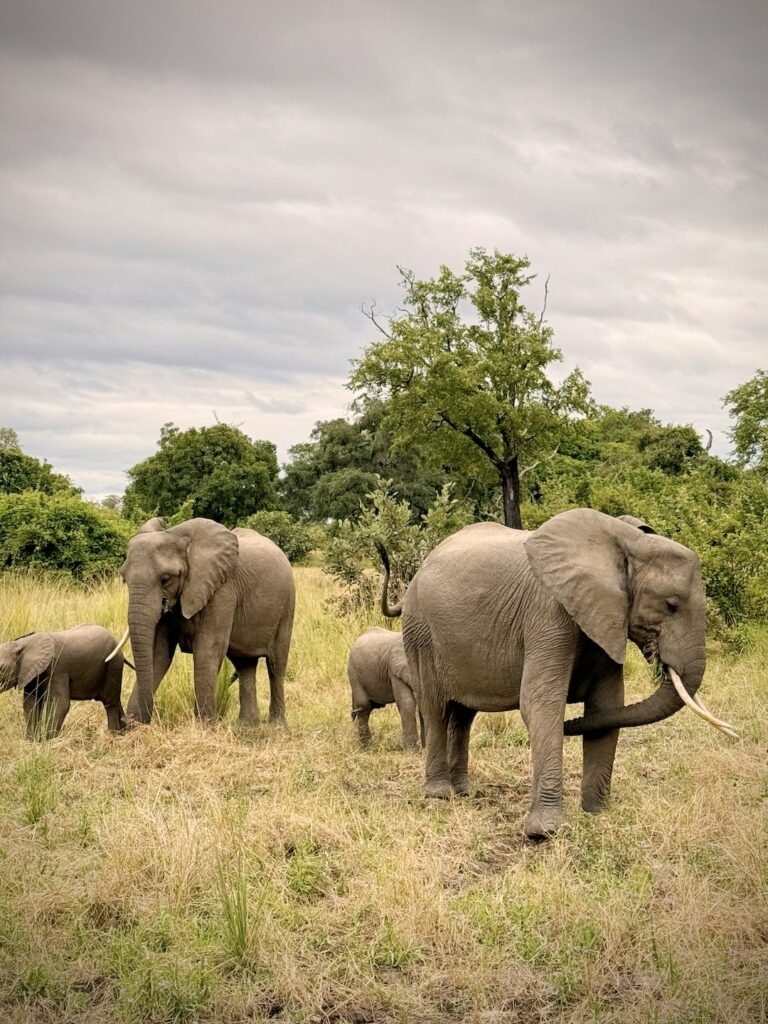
[564, 656, 706, 736]
[127, 588, 162, 724]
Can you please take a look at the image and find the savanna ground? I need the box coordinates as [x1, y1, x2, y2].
[0, 569, 766, 1024]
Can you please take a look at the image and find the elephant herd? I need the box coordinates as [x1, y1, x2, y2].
[0, 510, 738, 839]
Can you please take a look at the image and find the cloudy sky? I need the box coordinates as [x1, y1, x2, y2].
[1, 0, 766, 496]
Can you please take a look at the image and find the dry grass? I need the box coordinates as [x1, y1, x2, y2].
[0, 569, 766, 1024]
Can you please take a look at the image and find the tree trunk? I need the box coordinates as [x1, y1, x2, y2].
[501, 460, 522, 529]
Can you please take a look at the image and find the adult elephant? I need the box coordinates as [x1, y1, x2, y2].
[379, 509, 736, 839]
[108, 517, 295, 726]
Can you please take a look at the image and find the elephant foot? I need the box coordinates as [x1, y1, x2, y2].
[524, 807, 566, 840]
[237, 714, 261, 728]
[581, 792, 609, 814]
[424, 779, 454, 800]
[267, 714, 287, 727]
[450, 775, 471, 797]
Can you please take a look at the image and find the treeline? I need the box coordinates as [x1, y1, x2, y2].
[1, 249, 766, 632]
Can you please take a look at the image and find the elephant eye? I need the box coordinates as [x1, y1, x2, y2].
[666, 597, 679, 613]
[160, 575, 171, 586]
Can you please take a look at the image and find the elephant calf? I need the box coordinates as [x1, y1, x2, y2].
[0, 625, 128, 738]
[348, 627, 420, 750]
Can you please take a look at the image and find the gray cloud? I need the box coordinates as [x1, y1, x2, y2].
[0, 0, 766, 495]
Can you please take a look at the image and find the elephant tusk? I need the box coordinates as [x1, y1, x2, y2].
[105, 626, 130, 663]
[667, 667, 739, 738]
[692, 691, 740, 738]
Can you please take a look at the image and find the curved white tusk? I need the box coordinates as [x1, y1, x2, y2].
[105, 626, 130, 663]
[668, 667, 739, 738]
[692, 692, 740, 738]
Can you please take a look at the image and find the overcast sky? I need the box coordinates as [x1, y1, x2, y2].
[1, 0, 766, 497]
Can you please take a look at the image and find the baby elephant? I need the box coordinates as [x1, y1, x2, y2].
[0, 624, 128, 738]
[348, 627, 420, 750]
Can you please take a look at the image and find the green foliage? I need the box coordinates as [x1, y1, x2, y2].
[124, 422, 279, 527]
[324, 480, 474, 611]
[0, 492, 133, 580]
[0, 440, 78, 496]
[349, 249, 593, 526]
[243, 510, 313, 563]
[724, 368, 768, 473]
[281, 399, 453, 521]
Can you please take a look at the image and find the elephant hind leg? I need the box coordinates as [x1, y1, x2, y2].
[352, 703, 373, 747]
[447, 701, 476, 794]
[232, 658, 260, 725]
[416, 653, 452, 799]
[392, 678, 420, 751]
[265, 655, 287, 726]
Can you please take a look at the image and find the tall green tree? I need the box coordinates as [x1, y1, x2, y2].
[281, 400, 457, 521]
[724, 369, 768, 474]
[0, 429, 78, 495]
[349, 248, 592, 528]
[124, 423, 279, 527]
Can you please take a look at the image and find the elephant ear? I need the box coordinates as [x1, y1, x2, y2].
[616, 514, 656, 535]
[170, 518, 240, 619]
[17, 633, 56, 688]
[137, 517, 166, 534]
[524, 509, 630, 665]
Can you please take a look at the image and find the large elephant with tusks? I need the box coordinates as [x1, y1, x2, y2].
[378, 510, 737, 839]
[109, 517, 295, 725]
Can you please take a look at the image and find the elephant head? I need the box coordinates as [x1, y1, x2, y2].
[0, 633, 56, 692]
[524, 509, 730, 736]
[111, 517, 239, 723]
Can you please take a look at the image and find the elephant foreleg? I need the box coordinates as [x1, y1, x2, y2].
[44, 677, 71, 738]
[23, 684, 46, 739]
[192, 637, 227, 724]
[520, 654, 572, 839]
[447, 702, 476, 794]
[581, 667, 624, 813]
[103, 658, 127, 732]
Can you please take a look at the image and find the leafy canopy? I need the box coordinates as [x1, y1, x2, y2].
[724, 369, 768, 473]
[124, 422, 279, 527]
[349, 248, 592, 527]
[281, 400, 451, 522]
[0, 429, 78, 496]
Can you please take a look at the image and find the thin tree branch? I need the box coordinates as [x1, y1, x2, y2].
[519, 444, 560, 478]
[361, 300, 392, 338]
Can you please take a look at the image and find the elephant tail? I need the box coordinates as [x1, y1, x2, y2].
[374, 540, 403, 618]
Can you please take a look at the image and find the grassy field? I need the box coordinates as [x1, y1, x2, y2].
[0, 568, 766, 1024]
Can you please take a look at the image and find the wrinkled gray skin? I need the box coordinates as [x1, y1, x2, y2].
[122, 517, 295, 725]
[348, 627, 421, 750]
[383, 509, 706, 839]
[0, 625, 127, 738]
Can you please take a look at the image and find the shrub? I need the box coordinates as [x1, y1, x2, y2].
[243, 510, 313, 563]
[0, 492, 133, 580]
[324, 480, 473, 612]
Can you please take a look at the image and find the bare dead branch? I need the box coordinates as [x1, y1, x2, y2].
[537, 274, 551, 328]
[361, 300, 392, 338]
